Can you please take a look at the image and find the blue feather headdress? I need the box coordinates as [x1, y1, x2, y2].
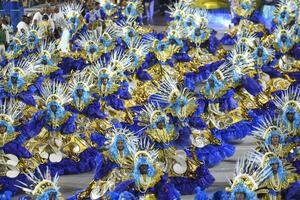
[0, 99, 24, 148]
[131, 138, 160, 187]
[16, 167, 61, 200]
[69, 70, 94, 109]
[252, 116, 287, 147]
[272, 26, 294, 53]
[273, 0, 298, 26]
[273, 87, 300, 131]
[219, 45, 255, 82]
[226, 154, 271, 199]
[105, 127, 138, 161]
[248, 149, 287, 184]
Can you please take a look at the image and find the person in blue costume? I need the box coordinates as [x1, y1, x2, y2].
[269, 0, 298, 33]
[110, 138, 181, 200]
[0, 58, 41, 106]
[212, 153, 272, 200]
[24, 80, 100, 176]
[250, 149, 300, 200]
[270, 26, 295, 58]
[23, 28, 43, 56]
[1, 37, 25, 67]
[96, 0, 123, 22]
[123, 0, 144, 24]
[27, 40, 64, 83]
[221, 0, 266, 45]
[0, 99, 40, 196]
[78, 27, 116, 64]
[251, 40, 281, 78]
[137, 103, 191, 149]
[88, 56, 133, 124]
[66, 70, 106, 119]
[113, 18, 156, 80]
[252, 115, 300, 173]
[218, 45, 271, 105]
[84, 4, 100, 30]
[150, 74, 199, 122]
[27, 80, 76, 137]
[17, 168, 63, 200]
[273, 87, 300, 132]
[58, 3, 89, 75]
[69, 127, 138, 200]
[182, 7, 221, 56]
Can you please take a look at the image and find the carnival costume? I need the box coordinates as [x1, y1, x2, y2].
[0, 0, 300, 199]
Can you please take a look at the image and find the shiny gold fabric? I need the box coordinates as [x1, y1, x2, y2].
[190, 0, 230, 9]
[190, 0, 262, 10]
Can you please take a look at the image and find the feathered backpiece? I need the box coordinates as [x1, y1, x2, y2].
[137, 103, 177, 143]
[79, 31, 102, 62]
[60, 2, 83, 19]
[96, 0, 118, 17]
[115, 17, 140, 44]
[247, 148, 291, 184]
[123, 137, 159, 167]
[69, 70, 94, 93]
[38, 40, 56, 58]
[90, 59, 114, 79]
[132, 138, 160, 167]
[273, 87, 300, 130]
[222, 45, 255, 78]
[88, 58, 125, 96]
[252, 116, 287, 145]
[235, 29, 257, 50]
[0, 58, 39, 95]
[5, 37, 25, 60]
[4, 57, 38, 81]
[124, 0, 144, 19]
[273, 0, 298, 26]
[188, 23, 211, 45]
[192, 8, 208, 27]
[24, 27, 43, 49]
[97, 25, 117, 52]
[252, 42, 275, 66]
[109, 48, 132, 72]
[152, 75, 197, 120]
[199, 65, 234, 100]
[152, 74, 182, 103]
[166, 22, 188, 42]
[126, 37, 150, 70]
[227, 154, 271, 194]
[0, 99, 24, 126]
[39, 80, 71, 106]
[167, 0, 189, 22]
[138, 103, 167, 127]
[29, 40, 58, 75]
[16, 168, 61, 199]
[273, 87, 300, 114]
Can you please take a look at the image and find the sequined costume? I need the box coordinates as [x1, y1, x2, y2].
[0, 0, 300, 199]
